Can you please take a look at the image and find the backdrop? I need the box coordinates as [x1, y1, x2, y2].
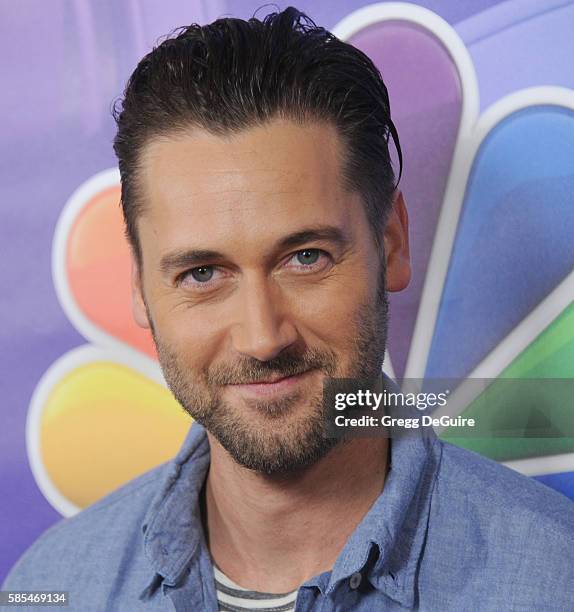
[2, 0, 574, 581]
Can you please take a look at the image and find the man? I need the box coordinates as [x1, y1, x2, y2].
[4, 7, 574, 611]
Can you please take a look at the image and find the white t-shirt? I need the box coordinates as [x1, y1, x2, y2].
[214, 564, 298, 612]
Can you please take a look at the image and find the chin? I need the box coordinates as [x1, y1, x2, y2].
[205, 397, 339, 475]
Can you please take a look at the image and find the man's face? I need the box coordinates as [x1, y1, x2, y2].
[133, 119, 410, 474]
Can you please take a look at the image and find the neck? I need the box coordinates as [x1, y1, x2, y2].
[204, 433, 389, 593]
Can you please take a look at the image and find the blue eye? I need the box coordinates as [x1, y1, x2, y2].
[190, 266, 214, 282]
[296, 249, 320, 265]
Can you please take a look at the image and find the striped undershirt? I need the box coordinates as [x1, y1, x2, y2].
[214, 565, 298, 612]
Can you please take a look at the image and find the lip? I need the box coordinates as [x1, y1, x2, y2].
[227, 370, 313, 398]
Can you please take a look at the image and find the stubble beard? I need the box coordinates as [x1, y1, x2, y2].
[149, 282, 389, 475]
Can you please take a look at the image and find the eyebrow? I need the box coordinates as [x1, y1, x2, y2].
[158, 225, 350, 275]
[159, 249, 224, 275]
[275, 226, 349, 252]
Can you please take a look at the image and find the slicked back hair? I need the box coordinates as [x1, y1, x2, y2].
[112, 6, 402, 263]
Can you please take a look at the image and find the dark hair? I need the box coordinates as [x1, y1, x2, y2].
[112, 6, 401, 262]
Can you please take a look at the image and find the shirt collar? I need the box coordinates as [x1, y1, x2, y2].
[140, 382, 441, 607]
[141, 422, 210, 588]
[324, 424, 440, 607]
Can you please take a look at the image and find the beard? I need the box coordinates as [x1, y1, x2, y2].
[149, 277, 389, 475]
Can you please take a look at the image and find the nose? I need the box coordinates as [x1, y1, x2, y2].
[231, 277, 298, 362]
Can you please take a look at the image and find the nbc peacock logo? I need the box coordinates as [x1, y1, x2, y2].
[27, 4, 574, 516]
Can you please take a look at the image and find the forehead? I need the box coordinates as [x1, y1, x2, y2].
[137, 119, 364, 261]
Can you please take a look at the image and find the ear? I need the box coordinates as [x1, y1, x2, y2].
[131, 254, 151, 329]
[383, 190, 411, 292]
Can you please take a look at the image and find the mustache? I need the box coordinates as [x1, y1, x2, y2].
[206, 347, 337, 385]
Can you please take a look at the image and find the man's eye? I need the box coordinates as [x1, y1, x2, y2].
[285, 248, 330, 272]
[177, 265, 226, 290]
[296, 249, 320, 265]
[190, 266, 214, 282]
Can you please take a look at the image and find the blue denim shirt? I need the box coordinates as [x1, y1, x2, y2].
[4, 420, 574, 611]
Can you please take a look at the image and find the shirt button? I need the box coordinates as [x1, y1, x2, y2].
[349, 572, 362, 590]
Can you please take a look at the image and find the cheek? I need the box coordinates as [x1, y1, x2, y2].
[154, 303, 229, 369]
[287, 271, 376, 349]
